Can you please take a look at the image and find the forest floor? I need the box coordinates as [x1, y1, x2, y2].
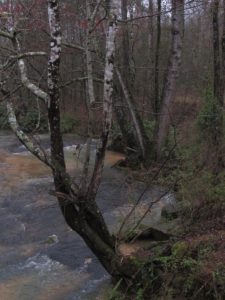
[111, 95, 225, 300]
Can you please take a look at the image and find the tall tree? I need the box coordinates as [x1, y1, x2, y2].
[155, 0, 184, 159]
[211, 0, 224, 172]
[222, 0, 225, 82]
[154, 0, 162, 115]
[113, 0, 138, 155]
[0, 0, 136, 280]
[213, 0, 223, 105]
[114, 0, 153, 165]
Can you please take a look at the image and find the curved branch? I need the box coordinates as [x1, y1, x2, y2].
[13, 38, 49, 103]
[6, 98, 52, 167]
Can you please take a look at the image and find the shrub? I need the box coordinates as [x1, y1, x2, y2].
[19, 110, 48, 133]
[60, 115, 79, 134]
[197, 88, 224, 142]
[0, 104, 10, 129]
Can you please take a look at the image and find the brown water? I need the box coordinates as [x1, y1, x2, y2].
[0, 132, 174, 300]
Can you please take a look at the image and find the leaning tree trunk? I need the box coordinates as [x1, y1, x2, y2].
[113, 0, 138, 153]
[116, 68, 153, 162]
[113, 0, 145, 162]
[155, 0, 184, 160]
[113, 0, 152, 164]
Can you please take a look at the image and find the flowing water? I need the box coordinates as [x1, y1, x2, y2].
[0, 132, 174, 300]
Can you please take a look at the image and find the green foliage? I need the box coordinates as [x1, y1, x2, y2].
[108, 123, 126, 152]
[212, 265, 225, 299]
[19, 110, 48, 133]
[135, 288, 144, 300]
[172, 241, 189, 257]
[143, 120, 155, 140]
[197, 88, 224, 141]
[60, 115, 79, 134]
[109, 279, 125, 300]
[179, 167, 225, 219]
[0, 104, 10, 129]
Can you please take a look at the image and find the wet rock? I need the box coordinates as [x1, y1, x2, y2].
[161, 193, 178, 220]
[84, 257, 92, 265]
[44, 234, 59, 245]
[126, 227, 172, 242]
[161, 206, 178, 220]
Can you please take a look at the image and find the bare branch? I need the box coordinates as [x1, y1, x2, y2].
[62, 42, 85, 52]
[0, 30, 14, 39]
[13, 38, 49, 103]
[0, 52, 47, 71]
[7, 101, 52, 166]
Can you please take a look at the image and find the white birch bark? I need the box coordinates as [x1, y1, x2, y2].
[13, 38, 49, 103]
[88, 0, 120, 198]
[47, 0, 66, 176]
[116, 68, 145, 157]
[0, 12, 49, 103]
[0, 30, 14, 39]
[85, 0, 97, 104]
[0, 21, 51, 167]
[6, 100, 52, 167]
[156, 0, 184, 159]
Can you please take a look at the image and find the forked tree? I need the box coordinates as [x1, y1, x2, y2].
[0, 0, 136, 280]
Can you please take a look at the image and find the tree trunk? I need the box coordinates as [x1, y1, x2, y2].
[154, 0, 162, 116]
[155, 0, 184, 160]
[212, 0, 224, 173]
[47, 0, 135, 279]
[222, 0, 225, 84]
[113, 0, 152, 164]
[213, 0, 223, 106]
[116, 68, 152, 162]
[113, 0, 137, 153]
[136, 0, 142, 17]
[148, 0, 155, 114]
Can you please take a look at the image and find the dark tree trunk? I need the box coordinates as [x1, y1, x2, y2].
[47, 0, 66, 188]
[211, 0, 224, 173]
[46, 0, 136, 280]
[222, 0, 225, 85]
[113, 0, 138, 154]
[154, 0, 162, 116]
[213, 0, 223, 106]
[113, 0, 152, 165]
[148, 0, 155, 114]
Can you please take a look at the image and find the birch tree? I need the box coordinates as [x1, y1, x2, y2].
[155, 0, 184, 159]
[0, 0, 136, 280]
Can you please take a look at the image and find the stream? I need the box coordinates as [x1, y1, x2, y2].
[0, 132, 174, 300]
